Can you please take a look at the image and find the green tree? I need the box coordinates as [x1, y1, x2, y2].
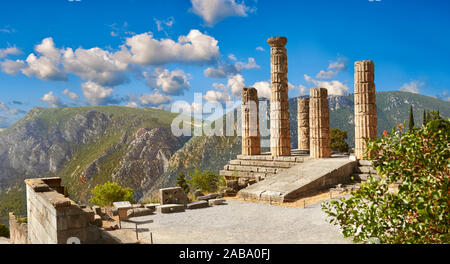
[322, 117, 449, 244]
[330, 128, 349, 153]
[89, 181, 134, 207]
[423, 109, 427, 125]
[176, 172, 190, 194]
[408, 105, 415, 130]
[0, 224, 9, 238]
[188, 169, 225, 193]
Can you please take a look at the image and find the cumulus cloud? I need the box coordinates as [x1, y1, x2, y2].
[256, 46, 265, 52]
[0, 59, 25, 75]
[144, 68, 190, 96]
[190, 0, 254, 26]
[0, 46, 21, 59]
[204, 90, 232, 103]
[62, 89, 79, 101]
[62, 47, 129, 86]
[81, 82, 118, 105]
[304, 74, 349, 96]
[139, 92, 172, 107]
[117, 29, 220, 66]
[21, 38, 67, 81]
[251, 81, 271, 99]
[399, 81, 424, 94]
[227, 74, 246, 96]
[40, 91, 66, 108]
[204, 57, 259, 78]
[316, 57, 348, 79]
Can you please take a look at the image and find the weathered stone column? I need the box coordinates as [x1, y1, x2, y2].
[297, 98, 310, 150]
[354, 60, 377, 160]
[267, 36, 291, 156]
[242, 87, 260, 155]
[309, 88, 331, 158]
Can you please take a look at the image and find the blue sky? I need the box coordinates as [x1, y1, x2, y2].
[0, 0, 449, 127]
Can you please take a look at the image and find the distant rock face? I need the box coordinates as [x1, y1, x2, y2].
[0, 110, 109, 187]
[112, 128, 187, 200]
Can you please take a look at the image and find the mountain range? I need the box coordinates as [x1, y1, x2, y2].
[0, 91, 449, 224]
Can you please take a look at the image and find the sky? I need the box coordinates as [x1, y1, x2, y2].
[0, 0, 449, 128]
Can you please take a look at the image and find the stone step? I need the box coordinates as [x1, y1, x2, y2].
[224, 164, 286, 174]
[236, 155, 304, 163]
[355, 166, 377, 174]
[352, 173, 380, 181]
[228, 159, 301, 168]
[220, 170, 275, 180]
[358, 160, 373, 166]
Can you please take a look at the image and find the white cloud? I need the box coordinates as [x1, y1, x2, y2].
[81, 81, 116, 105]
[62, 89, 79, 101]
[139, 93, 172, 107]
[251, 81, 271, 99]
[0, 46, 21, 59]
[62, 47, 129, 86]
[40, 91, 65, 108]
[299, 85, 307, 96]
[21, 38, 67, 81]
[316, 57, 347, 79]
[204, 90, 231, 103]
[256, 46, 265, 52]
[154, 17, 175, 32]
[228, 54, 237, 61]
[125, 101, 139, 108]
[304, 74, 349, 96]
[436, 91, 450, 102]
[117, 29, 220, 66]
[227, 74, 246, 96]
[204, 57, 259, 78]
[190, 0, 253, 26]
[399, 81, 424, 94]
[0, 59, 25, 75]
[145, 68, 190, 96]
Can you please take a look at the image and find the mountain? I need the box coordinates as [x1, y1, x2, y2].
[0, 106, 189, 223]
[0, 91, 449, 223]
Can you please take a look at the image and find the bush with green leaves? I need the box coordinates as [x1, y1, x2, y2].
[89, 181, 134, 207]
[322, 117, 449, 244]
[176, 172, 190, 194]
[0, 224, 9, 238]
[330, 128, 350, 153]
[188, 169, 226, 193]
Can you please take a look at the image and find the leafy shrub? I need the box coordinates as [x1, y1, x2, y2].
[0, 224, 9, 238]
[89, 181, 134, 207]
[331, 128, 349, 153]
[176, 172, 190, 194]
[322, 117, 449, 244]
[188, 169, 225, 193]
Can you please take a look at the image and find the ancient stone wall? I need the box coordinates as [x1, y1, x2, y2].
[242, 87, 261, 155]
[25, 177, 99, 244]
[8, 212, 29, 244]
[297, 98, 310, 150]
[267, 36, 291, 156]
[354, 60, 377, 159]
[309, 88, 331, 158]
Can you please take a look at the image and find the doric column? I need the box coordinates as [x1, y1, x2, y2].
[354, 60, 377, 160]
[309, 88, 331, 158]
[297, 98, 310, 150]
[242, 87, 261, 156]
[267, 36, 291, 156]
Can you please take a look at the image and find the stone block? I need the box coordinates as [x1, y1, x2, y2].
[159, 187, 189, 206]
[91, 215, 102, 227]
[208, 199, 225, 206]
[186, 201, 209, 210]
[157, 204, 185, 214]
[144, 203, 160, 211]
[92, 206, 102, 215]
[126, 208, 154, 218]
[197, 193, 219, 201]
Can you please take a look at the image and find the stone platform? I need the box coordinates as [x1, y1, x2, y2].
[238, 155, 357, 203]
[220, 149, 308, 181]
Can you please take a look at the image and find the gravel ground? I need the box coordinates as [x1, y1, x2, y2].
[122, 200, 352, 244]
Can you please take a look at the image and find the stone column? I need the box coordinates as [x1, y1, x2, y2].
[242, 87, 261, 155]
[354, 60, 377, 160]
[267, 36, 291, 156]
[297, 98, 310, 150]
[309, 88, 331, 158]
